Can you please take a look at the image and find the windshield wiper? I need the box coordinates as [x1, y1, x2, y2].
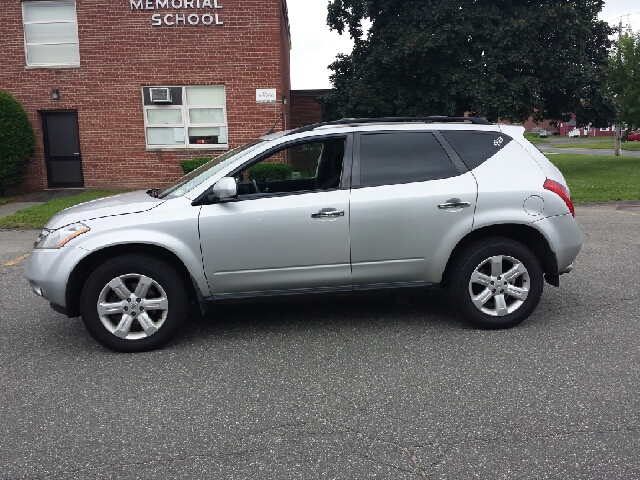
[146, 188, 161, 198]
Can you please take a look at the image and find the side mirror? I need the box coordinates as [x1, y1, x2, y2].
[212, 177, 237, 200]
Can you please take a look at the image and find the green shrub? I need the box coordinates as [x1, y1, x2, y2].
[0, 90, 36, 194]
[248, 163, 293, 182]
[180, 157, 213, 174]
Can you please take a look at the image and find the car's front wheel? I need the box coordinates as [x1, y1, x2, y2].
[80, 255, 187, 352]
[449, 237, 544, 329]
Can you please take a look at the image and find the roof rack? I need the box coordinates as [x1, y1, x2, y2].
[287, 116, 492, 135]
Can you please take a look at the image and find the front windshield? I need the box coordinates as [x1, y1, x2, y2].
[158, 141, 265, 199]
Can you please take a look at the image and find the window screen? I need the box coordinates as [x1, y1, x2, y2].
[442, 131, 512, 170]
[359, 132, 457, 187]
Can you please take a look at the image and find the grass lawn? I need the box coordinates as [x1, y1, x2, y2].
[0, 190, 125, 230]
[552, 140, 640, 151]
[547, 154, 640, 202]
[0, 196, 17, 207]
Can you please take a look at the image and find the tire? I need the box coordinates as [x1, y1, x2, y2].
[448, 237, 543, 329]
[80, 254, 188, 352]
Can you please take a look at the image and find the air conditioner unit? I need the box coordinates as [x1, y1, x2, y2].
[150, 87, 172, 103]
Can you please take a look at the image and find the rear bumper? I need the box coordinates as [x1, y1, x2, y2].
[533, 213, 582, 271]
[24, 246, 87, 309]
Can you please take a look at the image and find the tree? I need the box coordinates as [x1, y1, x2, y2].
[322, 0, 616, 126]
[0, 90, 35, 195]
[607, 30, 640, 130]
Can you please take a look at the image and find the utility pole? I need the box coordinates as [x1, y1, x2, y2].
[614, 20, 622, 157]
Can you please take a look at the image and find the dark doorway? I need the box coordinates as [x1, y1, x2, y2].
[41, 111, 84, 188]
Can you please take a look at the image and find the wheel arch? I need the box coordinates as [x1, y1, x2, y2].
[441, 223, 559, 288]
[65, 244, 202, 318]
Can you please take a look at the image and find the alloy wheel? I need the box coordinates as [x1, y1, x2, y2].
[96, 273, 169, 340]
[468, 255, 530, 317]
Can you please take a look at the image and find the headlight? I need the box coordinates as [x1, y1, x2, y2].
[34, 223, 90, 249]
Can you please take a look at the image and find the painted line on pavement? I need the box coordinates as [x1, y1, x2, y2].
[617, 210, 639, 217]
[2, 253, 29, 267]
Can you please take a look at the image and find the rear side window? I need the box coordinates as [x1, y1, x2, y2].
[442, 131, 512, 170]
[359, 132, 457, 187]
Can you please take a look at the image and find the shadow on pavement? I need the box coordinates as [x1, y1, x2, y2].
[178, 289, 466, 344]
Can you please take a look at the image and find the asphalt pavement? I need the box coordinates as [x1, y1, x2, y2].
[537, 145, 640, 157]
[1, 203, 639, 479]
[534, 137, 640, 157]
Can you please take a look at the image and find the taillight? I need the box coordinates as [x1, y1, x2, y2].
[544, 179, 574, 216]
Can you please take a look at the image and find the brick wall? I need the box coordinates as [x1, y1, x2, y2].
[290, 89, 328, 129]
[0, 0, 291, 190]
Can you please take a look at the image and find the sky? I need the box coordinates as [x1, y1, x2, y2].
[287, 0, 640, 90]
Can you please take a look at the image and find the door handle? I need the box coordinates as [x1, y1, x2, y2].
[438, 201, 471, 209]
[311, 210, 345, 219]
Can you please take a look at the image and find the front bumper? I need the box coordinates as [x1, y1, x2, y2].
[24, 246, 88, 309]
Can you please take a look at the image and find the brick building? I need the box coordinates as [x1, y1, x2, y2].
[289, 89, 328, 129]
[0, 0, 291, 190]
[522, 115, 615, 137]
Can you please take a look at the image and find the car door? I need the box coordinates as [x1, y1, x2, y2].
[199, 135, 353, 298]
[349, 130, 477, 288]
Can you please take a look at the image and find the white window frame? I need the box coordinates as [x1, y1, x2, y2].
[22, 1, 80, 68]
[143, 86, 229, 151]
[599, 127, 610, 132]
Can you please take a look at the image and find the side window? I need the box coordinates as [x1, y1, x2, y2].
[234, 137, 346, 196]
[441, 131, 512, 170]
[359, 132, 457, 187]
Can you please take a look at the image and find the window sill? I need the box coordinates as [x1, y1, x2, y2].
[146, 145, 229, 152]
[25, 64, 81, 70]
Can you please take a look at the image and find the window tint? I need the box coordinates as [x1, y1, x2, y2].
[359, 132, 457, 187]
[442, 131, 512, 170]
[234, 138, 346, 197]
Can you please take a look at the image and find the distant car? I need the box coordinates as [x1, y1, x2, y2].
[628, 130, 640, 141]
[538, 130, 548, 138]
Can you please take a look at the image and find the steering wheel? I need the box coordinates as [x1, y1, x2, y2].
[252, 179, 260, 193]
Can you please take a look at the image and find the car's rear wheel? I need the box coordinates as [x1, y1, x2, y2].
[449, 237, 543, 329]
[80, 255, 187, 352]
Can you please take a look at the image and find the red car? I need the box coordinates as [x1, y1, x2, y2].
[628, 130, 640, 141]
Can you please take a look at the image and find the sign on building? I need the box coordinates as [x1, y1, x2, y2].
[256, 89, 277, 104]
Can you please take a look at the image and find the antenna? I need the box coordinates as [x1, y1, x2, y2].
[265, 112, 286, 135]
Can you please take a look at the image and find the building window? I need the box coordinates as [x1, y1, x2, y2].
[600, 127, 610, 132]
[22, 1, 80, 67]
[143, 86, 228, 150]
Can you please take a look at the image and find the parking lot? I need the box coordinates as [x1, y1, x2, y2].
[1, 203, 639, 479]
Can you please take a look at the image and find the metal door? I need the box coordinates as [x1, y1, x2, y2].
[349, 131, 478, 287]
[42, 111, 84, 188]
[199, 190, 352, 297]
[350, 174, 477, 286]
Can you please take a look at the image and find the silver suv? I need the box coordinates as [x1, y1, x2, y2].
[25, 117, 582, 352]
